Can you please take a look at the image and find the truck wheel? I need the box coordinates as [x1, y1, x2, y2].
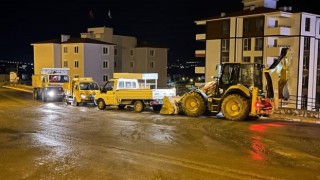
[221, 94, 250, 121]
[152, 105, 162, 112]
[134, 101, 144, 112]
[97, 99, 106, 110]
[181, 92, 206, 117]
[118, 105, 126, 110]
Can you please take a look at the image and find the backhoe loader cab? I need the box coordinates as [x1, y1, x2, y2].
[216, 63, 264, 97]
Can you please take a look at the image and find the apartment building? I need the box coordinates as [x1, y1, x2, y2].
[32, 36, 115, 85]
[81, 27, 168, 87]
[195, 0, 320, 110]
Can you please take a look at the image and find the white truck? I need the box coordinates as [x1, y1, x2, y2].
[94, 73, 176, 112]
[64, 77, 100, 106]
[32, 68, 70, 102]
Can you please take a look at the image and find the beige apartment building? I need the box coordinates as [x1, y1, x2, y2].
[32, 27, 168, 87]
[81, 27, 168, 87]
[195, 0, 320, 110]
[32, 36, 115, 85]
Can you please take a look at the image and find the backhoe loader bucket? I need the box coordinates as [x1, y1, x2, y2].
[160, 96, 181, 115]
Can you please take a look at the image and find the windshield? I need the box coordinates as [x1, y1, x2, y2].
[79, 82, 99, 90]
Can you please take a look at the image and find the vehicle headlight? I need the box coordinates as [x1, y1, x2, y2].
[80, 94, 87, 99]
[48, 91, 55, 97]
[219, 88, 224, 94]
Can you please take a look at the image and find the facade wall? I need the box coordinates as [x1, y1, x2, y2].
[33, 44, 57, 74]
[83, 44, 114, 86]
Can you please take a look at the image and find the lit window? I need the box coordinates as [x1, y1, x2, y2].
[221, 39, 229, 52]
[243, 38, 251, 51]
[103, 60, 109, 69]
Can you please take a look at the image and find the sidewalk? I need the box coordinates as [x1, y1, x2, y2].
[269, 112, 320, 124]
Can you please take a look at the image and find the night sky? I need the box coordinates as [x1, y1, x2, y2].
[0, 0, 318, 63]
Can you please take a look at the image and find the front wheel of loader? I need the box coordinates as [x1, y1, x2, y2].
[221, 94, 250, 121]
[181, 92, 206, 117]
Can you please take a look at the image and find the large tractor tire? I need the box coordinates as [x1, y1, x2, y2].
[133, 100, 144, 112]
[221, 94, 250, 121]
[180, 92, 206, 117]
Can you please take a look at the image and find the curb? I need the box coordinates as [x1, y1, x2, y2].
[269, 114, 320, 124]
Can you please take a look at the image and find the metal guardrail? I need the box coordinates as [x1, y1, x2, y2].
[279, 95, 320, 111]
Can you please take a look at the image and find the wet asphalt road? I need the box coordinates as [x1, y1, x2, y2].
[1, 87, 320, 180]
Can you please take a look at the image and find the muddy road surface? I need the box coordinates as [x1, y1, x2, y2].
[1, 87, 320, 179]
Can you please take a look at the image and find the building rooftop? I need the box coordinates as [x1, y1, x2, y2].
[196, 7, 296, 21]
[32, 38, 115, 45]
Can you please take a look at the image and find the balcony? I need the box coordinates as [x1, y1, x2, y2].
[195, 50, 205, 58]
[196, 34, 206, 41]
[267, 45, 290, 57]
[266, 25, 291, 36]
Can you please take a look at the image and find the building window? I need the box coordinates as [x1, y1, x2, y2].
[114, 61, 117, 68]
[244, 19, 250, 33]
[221, 56, 229, 62]
[150, 50, 155, 57]
[254, 56, 263, 64]
[303, 56, 309, 70]
[304, 37, 310, 50]
[243, 38, 251, 51]
[150, 61, 155, 69]
[103, 74, 109, 82]
[130, 61, 134, 68]
[255, 37, 263, 51]
[130, 49, 134, 56]
[63, 47, 68, 53]
[103, 46, 109, 55]
[74, 46, 79, 53]
[305, 17, 311, 32]
[243, 56, 251, 62]
[302, 75, 308, 88]
[114, 48, 118, 56]
[222, 21, 230, 35]
[256, 19, 264, 32]
[317, 74, 320, 85]
[103, 60, 109, 69]
[63, 60, 68, 68]
[221, 39, 229, 52]
[74, 75, 79, 78]
[74, 60, 79, 68]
